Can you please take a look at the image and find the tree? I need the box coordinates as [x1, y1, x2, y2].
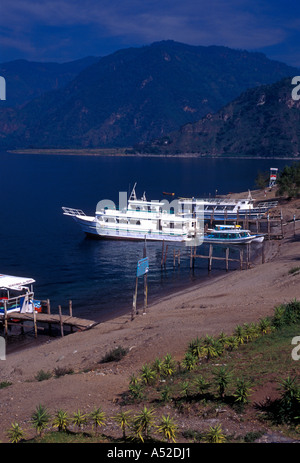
[277, 162, 300, 198]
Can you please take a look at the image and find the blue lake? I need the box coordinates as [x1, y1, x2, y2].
[0, 152, 292, 322]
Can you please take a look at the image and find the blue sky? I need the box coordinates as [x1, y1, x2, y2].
[1, 0, 300, 67]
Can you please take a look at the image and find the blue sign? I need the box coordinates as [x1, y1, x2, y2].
[137, 257, 149, 277]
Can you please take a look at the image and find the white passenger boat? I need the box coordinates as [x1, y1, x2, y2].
[62, 184, 200, 243]
[204, 225, 264, 244]
[178, 192, 277, 221]
[0, 274, 41, 316]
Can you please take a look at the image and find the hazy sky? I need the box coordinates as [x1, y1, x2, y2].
[1, 0, 300, 66]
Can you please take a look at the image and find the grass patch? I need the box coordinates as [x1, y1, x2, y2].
[288, 266, 300, 275]
[0, 381, 12, 389]
[100, 345, 128, 364]
[35, 370, 52, 381]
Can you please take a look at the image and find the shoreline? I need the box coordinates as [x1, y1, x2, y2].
[6, 149, 299, 160]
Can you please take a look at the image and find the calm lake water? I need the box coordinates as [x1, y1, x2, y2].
[0, 151, 292, 322]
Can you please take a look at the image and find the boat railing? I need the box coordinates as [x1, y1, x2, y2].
[62, 207, 86, 217]
[0, 292, 35, 315]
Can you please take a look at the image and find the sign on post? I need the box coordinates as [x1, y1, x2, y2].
[136, 257, 149, 277]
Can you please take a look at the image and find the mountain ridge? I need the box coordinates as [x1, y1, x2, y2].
[0, 40, 299, 149]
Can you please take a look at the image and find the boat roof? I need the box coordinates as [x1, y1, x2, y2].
[0, 274, 35, 290]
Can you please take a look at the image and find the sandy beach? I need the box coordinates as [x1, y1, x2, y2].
[0, 193, 299, 442]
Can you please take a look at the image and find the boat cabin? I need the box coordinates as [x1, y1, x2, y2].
[0, 274, 41, 315]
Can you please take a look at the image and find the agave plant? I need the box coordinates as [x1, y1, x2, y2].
[152, 357, 164, 379]
[156, 415, 178, 443]
[52, 409, 70, 432]
[193, 375, 210, 395]
[72, 409, 88, 431]
[234, 378, 253, 404]
[213, 366, 232, 399]
[182, 351, 198, 371]
[200, 335, 222, 361]
[132, 406, 155, 442]
[162, 353, 176, 377]
[141, 364, 156, 385]
[188, 336, 203, 358]
[234, 325, 246, 345]
[258, 317, 273, 335]
[204, 424, 226, 443]
[31, 404, 51, 437]
[89, 407, 106, 435]
[114, 409, 132, 440]
[7, 422, 25, 443]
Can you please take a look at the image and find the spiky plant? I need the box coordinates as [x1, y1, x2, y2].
[188, 336, 203, 358]
[132, 406, 155, 442]
[162, 353, 176, 377]
[31, 404, 51, 437]
[7, 422, 25, 443]
[193, 375, 210, 395]
[234, 325, 246, 345]
[141, 364, 156, 385]
[213, 366, 232, 399]
[114, 410, 132, 440]
[204, 424, 226, 443]
[182, 351, 198, 371]
[200, 335, 223, 361]
[89, 407, 106, 435]
[72, 409, 87, 432]
[52, 409, 70, 432]
[234, 378, 253, 404]
[156, 415, 177, 443]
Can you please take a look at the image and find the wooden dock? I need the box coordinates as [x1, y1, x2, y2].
[0, 300, 98, 338]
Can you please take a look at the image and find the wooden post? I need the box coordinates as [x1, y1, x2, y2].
[281, 209, 284, 238]
[164, 245, 168, 266]
[161, 240, 165, 267]
[4, 300, 8, 338]
[294, 214, 296, 237]
[47, 298, 51, 314]
[33, 308, 37, 338]
[178, 250, 180, 266]
[69, 300, 73, 317]
[261, 241, 265, 264]
[58, 305, 64, 337]
[240, 249, 243, 270]
[143, 273, 148, 315]
[132, 277, 138, 320]
[190, 246, 193, 269]
[225, 247, 229, 272]
[208, 245, 213, 272]
[267, 214, 270, 240]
